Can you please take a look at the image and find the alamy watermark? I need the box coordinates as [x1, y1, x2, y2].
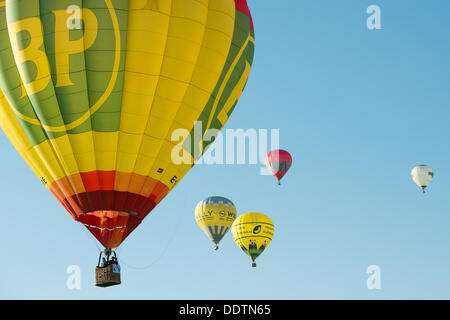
[367, 5, 381, 30]
[66, 265, 81, 290]
[366, 265, 381, 290]
[66, 5, 82, 30]
[171, 121, 281, 175]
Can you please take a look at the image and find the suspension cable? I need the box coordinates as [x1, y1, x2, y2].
[77, 222, 103, 252]
[117, 218, 181, 271]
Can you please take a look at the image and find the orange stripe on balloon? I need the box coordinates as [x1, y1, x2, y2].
[51, 171, 170, 200]
[50, 174, 86, 198]
[150, 182, 168, 203]
[128, 174, 148, 195]
[140, 178, 159, 198]
[114, 171, 132, 192]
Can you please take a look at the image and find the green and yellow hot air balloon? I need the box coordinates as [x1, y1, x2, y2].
[195, 196, 237, 250]
[0, 0, 255, 253]
[231, 212, 274, 267]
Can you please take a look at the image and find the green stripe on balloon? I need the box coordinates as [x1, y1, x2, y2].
[0, 6, 52, 145]
[183, 11, 255, 162]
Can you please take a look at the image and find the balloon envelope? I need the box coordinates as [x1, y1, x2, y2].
[411, 165, 433, 192]
[265, 149, 292, 184]
[231, 212, 274, 264]
[195, 196, 237, 249]
[0, 0, 255, 248]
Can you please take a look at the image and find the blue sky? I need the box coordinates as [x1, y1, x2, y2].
[1, 0, 450, 299]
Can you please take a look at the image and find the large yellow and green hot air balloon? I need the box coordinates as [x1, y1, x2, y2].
[195, 196, 237, 250]
[0, 0, 255, 250]
[231, 212, 274, 267]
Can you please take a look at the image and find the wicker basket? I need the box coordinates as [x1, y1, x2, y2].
[95, 264, 121, 287]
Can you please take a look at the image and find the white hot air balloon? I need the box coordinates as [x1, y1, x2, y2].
[411, 165, 434, 193]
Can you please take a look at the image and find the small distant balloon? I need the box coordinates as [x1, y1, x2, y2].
[195, 197, 237, 250]
[265, 149, 292, 185]
[231, 212, 274, 267]
[411, 165, 433, 193]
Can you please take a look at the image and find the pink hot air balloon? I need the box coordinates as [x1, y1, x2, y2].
[265, 150, 292, 185]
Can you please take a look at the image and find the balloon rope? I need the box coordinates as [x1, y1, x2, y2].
[117, 218, 180, 271]
[78, 222, 103, 252]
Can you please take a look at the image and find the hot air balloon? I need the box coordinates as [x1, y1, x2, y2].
[231, 212, 274, 267]
[266, 149, 292, 185]
[195, 196, 237, 250]
[0, 0, 255, 286]
[411, 165, 433, 193]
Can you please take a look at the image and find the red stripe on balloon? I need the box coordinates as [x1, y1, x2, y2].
[267, 150, 292, 163]
[68, 190, 156, 218]
[71, 191, 158, 248]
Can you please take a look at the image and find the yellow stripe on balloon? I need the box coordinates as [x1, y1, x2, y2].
[0, 89, 54, 187]
[217, 60, 252, 126]
[205, 34, 255, 131]
[0, 100, 39, 174]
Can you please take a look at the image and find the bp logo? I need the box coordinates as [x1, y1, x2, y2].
[4, 0, 121, 133]
[253, 225, 262, 234]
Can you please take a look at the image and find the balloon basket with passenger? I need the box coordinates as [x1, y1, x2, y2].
[95, 249, 121, 287]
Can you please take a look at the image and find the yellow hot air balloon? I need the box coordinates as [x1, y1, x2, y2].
[195, 196, 237, 250]
[0, 0, 255, 252]
[231, 212, 274, 267]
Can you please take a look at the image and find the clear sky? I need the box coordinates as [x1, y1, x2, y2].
[1, 0, 450, 299]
